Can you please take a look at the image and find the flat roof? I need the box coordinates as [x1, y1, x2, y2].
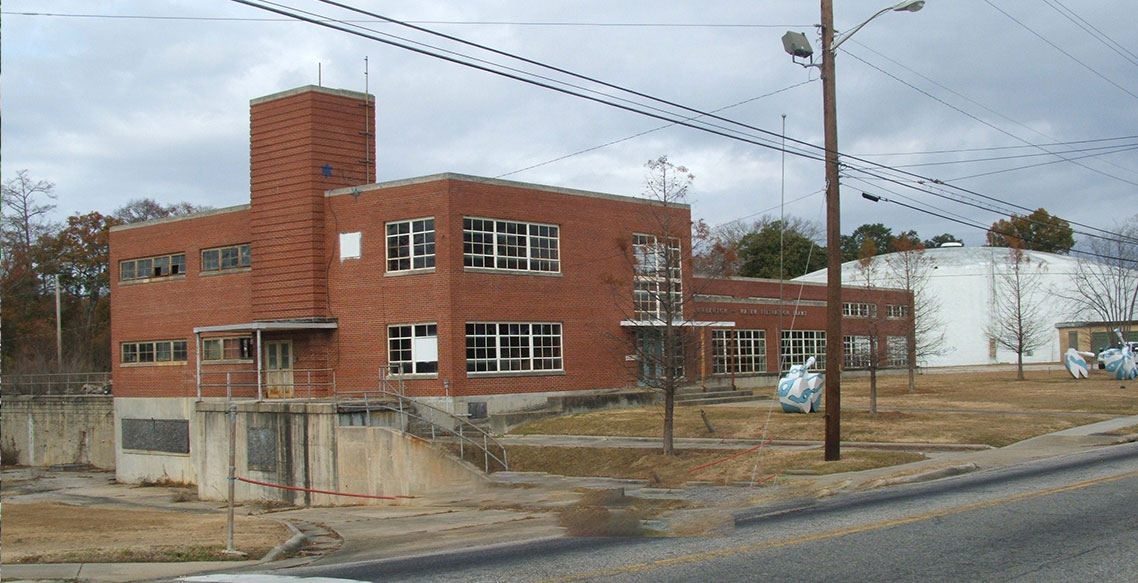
[326, 172, 690, 209]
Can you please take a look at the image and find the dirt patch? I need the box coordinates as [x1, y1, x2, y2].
[1, 500, 292, 563]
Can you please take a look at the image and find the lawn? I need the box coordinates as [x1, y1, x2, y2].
[500, 369, 1135, 484]
[514, 370, 1135, 447]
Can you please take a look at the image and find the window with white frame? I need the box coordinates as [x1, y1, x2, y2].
[120, 253, 186, 281]
[201, 244, 251, 272]
[465, 322, 562, 373]
[388, 323, 438, 374]
[887, 304, 909, 319]
[201, 337, 254, 362]
[712, 329, 766, 374]
[888, 336, 909, 367]
[121, 340, 188, 364]
[462, 218, 559, 272]
[843, 335, 874, 369]
[842, 302, 877, 318]
[780, 330, 825, 370]
[386, 218, 435, 271]
[632, 233, 682, 320]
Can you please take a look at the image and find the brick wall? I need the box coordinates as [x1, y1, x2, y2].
[250, 86, 375, 321]
[110, 208, 253, 398]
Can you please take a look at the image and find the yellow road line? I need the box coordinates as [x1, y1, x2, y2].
[539, 470, 1138, 582]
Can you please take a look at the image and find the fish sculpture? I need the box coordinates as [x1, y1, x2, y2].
[1066, 329, 1138, 381]
[778, 355, 823, 413]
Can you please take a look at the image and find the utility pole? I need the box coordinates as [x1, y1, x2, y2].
[821, 0, 843, 461]
[55, 273, 63, 372]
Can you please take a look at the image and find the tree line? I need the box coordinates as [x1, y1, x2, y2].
[1, 170, 206, 375]
[695, 207, 1078, 281]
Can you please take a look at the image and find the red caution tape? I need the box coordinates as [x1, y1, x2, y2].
[236, 476, 415, 500]
[686, 440, 773, 473]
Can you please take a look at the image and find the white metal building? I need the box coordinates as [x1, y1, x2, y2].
[796, 246, 1086, 368]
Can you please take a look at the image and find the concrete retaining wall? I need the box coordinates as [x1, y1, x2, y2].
[194, 401, 485, 505]
[1, 395, 116, 468]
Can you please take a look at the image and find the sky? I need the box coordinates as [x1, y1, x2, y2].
[4, 0, 1137, 250]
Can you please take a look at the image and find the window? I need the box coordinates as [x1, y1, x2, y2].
[888, 336, 909, 367]
[121, 340, 188, 364]
[844, 335, 874, 369]
[202, 337, 254, 362]
[887, 304, 909, 319]
[712, 329, 766, 374]
[780, 330, 825, 370]
[463, 217, 560, 273]
[632, 233, 682, 320]
[843, 302, 877, 318]
[388, 323, 438, 374]
[202, 244, 251, 272]
[387, 219, 435, 271]
[119, 253, 186, 281]
[465, 322, 563, 373]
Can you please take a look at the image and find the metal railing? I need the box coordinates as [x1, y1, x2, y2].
[197, 368, 336, 401]
[335, 374, 508, 472]
[1, 372, 112, 396]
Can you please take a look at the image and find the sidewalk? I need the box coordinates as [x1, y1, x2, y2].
[4, 415, 1137, 583]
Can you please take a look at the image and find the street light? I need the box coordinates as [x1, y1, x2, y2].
[782, 0, 925, 461]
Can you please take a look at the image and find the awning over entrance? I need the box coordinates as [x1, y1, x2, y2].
[192, 319, 339, 334]
[193, 319, 338, 400]
[620, 320, 735, 327]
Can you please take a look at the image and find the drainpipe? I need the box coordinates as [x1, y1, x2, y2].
[256, 329, 263, 401]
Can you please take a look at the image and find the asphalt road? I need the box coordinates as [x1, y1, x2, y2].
[262, 441, 1138, 583]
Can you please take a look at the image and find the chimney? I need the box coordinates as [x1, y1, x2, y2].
[248, 85, 376, 320]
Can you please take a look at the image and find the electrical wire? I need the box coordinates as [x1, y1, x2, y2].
[1040, 0, 1138, 69]
[232, 1, 1137, 250]
[982, 0, 1138, 101]
[2, 11, 811, 28]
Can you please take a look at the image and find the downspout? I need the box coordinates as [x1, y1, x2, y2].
[256, 329, 264, 401]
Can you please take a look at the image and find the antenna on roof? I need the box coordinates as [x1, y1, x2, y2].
[318, 62, 322, 87]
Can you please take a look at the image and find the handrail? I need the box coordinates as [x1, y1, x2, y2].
[197, 368, 336, 401]
[1, 372, 112, 395]
[336, 380, 509, 473]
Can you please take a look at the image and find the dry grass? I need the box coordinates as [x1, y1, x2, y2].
[504, 445, 924, 488]
[515, 370, 1130, 447]
[1, 501, 291, 563]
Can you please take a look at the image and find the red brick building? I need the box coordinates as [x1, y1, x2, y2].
[109, 86, 911, 483]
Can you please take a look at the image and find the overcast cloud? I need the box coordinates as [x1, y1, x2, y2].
[4, 1, 1136, 250]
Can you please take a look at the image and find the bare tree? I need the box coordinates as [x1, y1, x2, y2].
[850, 239, 885, 414]
[986, 247, 1051, 380]
[883, 236, 945, 392]
[1059, 215, 1138, 337]
[618, 156, 697, 456]
[2, 170, 58, 250]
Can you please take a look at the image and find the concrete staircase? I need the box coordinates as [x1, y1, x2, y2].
[673, 385, 769, 406]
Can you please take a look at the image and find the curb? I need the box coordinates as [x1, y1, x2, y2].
[260, 521, 308, 563]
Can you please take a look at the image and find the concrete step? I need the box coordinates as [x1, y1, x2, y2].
[675, 390, 767, 406]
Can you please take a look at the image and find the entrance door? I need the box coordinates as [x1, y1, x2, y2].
[264, 340, 294, 398]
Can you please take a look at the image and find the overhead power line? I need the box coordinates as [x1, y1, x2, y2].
[982, 0, 1138, 102]
[2, 10, 810, 28]
[231, 0, 1135, 250]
